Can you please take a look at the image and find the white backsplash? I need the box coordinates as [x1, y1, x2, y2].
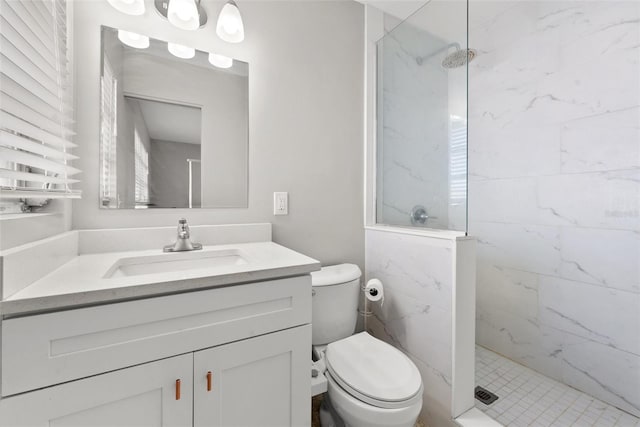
[0, 232, 78, 299]
[78, 223, 272, 254]
[469, 0, 640, 416]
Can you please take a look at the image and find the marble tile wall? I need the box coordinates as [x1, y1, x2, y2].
[468, 0, 640, 417]
[365, 229, 461, 426]
[376, 20, 452, 230]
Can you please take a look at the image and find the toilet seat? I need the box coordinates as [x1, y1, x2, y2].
[326, 373, 423, 427]
[325, 332, 423, 410]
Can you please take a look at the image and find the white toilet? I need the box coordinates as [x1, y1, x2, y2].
[311, 264, 423, 427]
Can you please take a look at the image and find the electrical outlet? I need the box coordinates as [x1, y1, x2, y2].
[273, 192, 288, 215]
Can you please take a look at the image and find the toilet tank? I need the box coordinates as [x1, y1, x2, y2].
[311, 264, 362, 345]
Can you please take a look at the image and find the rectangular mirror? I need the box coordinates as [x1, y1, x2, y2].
[99, 26, 248, 209]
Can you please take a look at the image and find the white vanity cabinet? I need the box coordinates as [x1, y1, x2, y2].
[0, 276, 312, 427]
[0, 354, 194, 427]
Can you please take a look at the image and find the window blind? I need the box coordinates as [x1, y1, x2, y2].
[0, 0, 80, 200]
[133, 128, 149, 204]
[449, 116, 467, 203]
[100, 54, 117, 206]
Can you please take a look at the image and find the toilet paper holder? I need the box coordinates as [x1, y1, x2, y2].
[359, 279, 384, 321]
[364, 278, 384, 304]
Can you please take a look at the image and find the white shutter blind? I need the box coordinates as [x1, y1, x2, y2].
[100, 54, 117, 206]
[0, 0, 80, 200]
[449, 116, 467, 203]
[133, 128, 149, 204]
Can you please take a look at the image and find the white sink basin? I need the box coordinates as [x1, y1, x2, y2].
[104, 249, 248, 278]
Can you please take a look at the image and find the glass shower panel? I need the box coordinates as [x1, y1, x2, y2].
[376, 0, 468, 232]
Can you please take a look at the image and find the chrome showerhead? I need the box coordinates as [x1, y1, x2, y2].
[415, 43, 477, 69]
[441, 48, 476, 69]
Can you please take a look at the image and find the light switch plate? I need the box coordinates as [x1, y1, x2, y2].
[273, 192, 288, 215]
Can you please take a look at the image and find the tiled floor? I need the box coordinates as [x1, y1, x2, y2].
[475, 346, 640, 427]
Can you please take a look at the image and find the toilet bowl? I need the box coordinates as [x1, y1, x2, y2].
[311, 264, 423, 427]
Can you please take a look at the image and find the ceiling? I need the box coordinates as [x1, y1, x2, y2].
[131, 97, 202, 145]
[357, 0, 427, 22]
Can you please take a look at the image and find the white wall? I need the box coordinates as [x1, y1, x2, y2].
[469, 0, 640, 416]
[72, 0, 365, 268]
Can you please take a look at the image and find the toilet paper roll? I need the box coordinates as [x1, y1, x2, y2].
[365, 279, 384, 305]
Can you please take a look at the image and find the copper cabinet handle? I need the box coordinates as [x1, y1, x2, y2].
[175, 379, 181, 400]
[206, 371, 212, 391]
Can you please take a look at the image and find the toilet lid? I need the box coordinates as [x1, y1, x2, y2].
[325, 332, 423, 409]
[311, 264, 361, 287]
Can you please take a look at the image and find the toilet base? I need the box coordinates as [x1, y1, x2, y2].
[312, 346, 328, 397]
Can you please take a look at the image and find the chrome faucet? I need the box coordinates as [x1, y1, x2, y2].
[163, 218, 203, 252]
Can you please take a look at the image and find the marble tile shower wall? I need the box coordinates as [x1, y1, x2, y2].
[366, 229, 455, 427]
[468, 0, 640, 417]
[377, 22, 450, 229]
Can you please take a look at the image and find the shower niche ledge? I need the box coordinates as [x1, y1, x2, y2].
[365, 224, 468, 240]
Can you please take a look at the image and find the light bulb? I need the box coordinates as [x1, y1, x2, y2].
[176, 5, 192, 21]
[168, 0, 200, 31]
[117, 30, 149, 49]
[208, 53, 233, 69]
[107, 0, 145, 16]
[168, 42, 195, 59]
[216, 1, 244, 43]
[222, 17, 240, 34]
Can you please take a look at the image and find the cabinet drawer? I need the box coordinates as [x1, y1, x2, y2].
[2, 276, 311, 396]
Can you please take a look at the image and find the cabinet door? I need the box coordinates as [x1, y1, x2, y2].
[194, 325, 311, 427]
[0, 354, 193, 427]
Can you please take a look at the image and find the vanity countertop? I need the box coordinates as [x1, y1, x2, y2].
[2, 242, 320, 316]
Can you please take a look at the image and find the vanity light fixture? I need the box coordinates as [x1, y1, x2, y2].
[107, 0, 145, 16]
[216, 1, 244, 43]
[154, 0, 207, 31]
[168, 0, 200, 30]
[117, 30, 150, 49]
[208, 52, 233, 69]
[168, 42, 196, 59]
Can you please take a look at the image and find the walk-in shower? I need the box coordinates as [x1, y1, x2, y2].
[375, 0, 470, 232]
[369, 0, 640, 426]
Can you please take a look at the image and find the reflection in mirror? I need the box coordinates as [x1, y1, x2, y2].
[125, 97, 202, 208]
[100, 26, 248, 209]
